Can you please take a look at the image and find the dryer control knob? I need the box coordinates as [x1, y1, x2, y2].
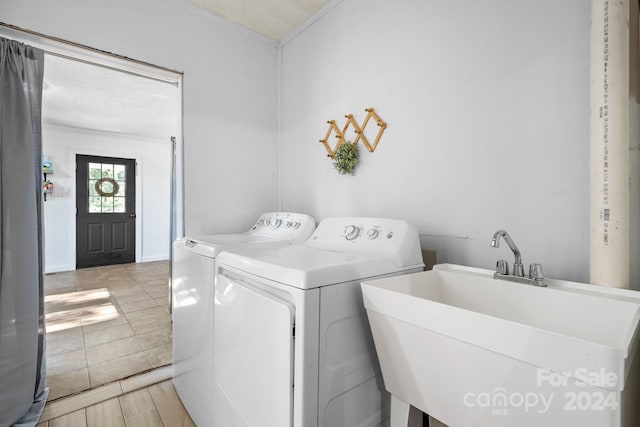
[367, 229, 379, 239]
[270, 219, 282, 229]
[284, 221, 293, 228]
[345, 225, 359, 240]
[293, 222, 301, 229]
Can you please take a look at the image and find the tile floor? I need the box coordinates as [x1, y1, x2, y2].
[45, 261, 172, 400]
[36, 379, 194, 427]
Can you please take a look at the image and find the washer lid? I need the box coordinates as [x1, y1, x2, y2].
[217, 245, 421, 289]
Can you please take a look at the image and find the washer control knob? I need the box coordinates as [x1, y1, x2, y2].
[284, 221, 292, 228]
[270, 219, 282, 229]
[345, 225, 359, 240]
[263, 219, 271, 226]
[293, 222, 301, 229]
[367, 229, 379, 239]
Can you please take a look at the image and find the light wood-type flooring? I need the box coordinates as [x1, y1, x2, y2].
[37, 376, 194, 427]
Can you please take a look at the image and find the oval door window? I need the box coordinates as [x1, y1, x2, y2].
[94, 177, 120, 197]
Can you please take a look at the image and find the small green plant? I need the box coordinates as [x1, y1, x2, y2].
[332, 140, 359, 175]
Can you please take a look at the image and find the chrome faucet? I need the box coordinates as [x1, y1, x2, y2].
[490, 230, 547, 287]
[490, 230, 524, 277]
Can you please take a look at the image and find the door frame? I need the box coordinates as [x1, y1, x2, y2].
[68, 147, 143, 267]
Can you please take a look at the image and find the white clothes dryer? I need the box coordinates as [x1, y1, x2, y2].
[171, 212, 315, 427]
[213, 217, 424, 427]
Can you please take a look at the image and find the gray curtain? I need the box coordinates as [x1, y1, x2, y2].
[0, 37, 48, 427]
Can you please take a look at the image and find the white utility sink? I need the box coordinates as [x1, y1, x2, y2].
[361, 264, 640, 427]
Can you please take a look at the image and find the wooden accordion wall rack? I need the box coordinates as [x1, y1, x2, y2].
[319, 108, 387, 158]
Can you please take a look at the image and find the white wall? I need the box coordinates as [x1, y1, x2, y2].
[281, 0, 591, 282]
[5, 0, 597, 283]
[43, 124, 172, 272]
[3, 0, 279, 236]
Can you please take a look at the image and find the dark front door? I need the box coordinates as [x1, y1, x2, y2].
[76, 155, 136, 268]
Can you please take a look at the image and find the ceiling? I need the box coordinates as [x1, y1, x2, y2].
[43, 54, 179, 139]
[178, 0, 333, 41]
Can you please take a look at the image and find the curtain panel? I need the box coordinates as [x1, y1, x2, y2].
[0, 36, 47, 427]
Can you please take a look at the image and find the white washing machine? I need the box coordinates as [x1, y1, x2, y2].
[171, 212, 315, 427]
[213, 217, 424, 427]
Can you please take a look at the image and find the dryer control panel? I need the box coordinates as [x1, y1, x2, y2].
[304, 217, 424, 268]
[249, 212, 316, 244]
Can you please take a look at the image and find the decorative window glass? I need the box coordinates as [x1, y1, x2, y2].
[88, 162, 126, 213]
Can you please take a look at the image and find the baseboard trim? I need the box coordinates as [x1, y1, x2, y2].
[45, 265, 74, 274]
[141, 255, 169, 263]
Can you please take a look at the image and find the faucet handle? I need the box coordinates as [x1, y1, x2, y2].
[495, 259, 509, 276]
[513, 263, 525, 277]
[529, 263, 545, 280]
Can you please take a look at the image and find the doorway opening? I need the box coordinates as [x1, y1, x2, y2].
[40, 52, 181, 399]
[41, 52, 181, 399]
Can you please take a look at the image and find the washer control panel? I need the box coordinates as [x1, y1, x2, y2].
[255, 215, 305, 230]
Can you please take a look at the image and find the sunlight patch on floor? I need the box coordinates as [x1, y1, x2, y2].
[45, 288, 120, 332]
[45, 289, 111, 304]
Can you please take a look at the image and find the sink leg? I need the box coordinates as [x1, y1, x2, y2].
[390, 395, 423, 427]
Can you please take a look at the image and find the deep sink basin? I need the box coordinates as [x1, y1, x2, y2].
[361, 264, 640, 427]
